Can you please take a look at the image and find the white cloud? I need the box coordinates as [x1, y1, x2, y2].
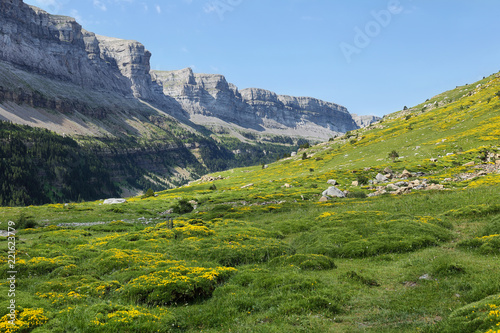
[155, 5, 162, 14]
[93, 0, 107, 11]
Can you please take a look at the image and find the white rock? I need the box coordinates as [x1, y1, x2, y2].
[322, 186, 346, 198]
[103, 198, 127, 205]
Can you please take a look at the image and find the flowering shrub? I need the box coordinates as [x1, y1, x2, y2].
[119, 264, 237, 305]
[0, 308, 48, 333]
[439, 294, 500, 333]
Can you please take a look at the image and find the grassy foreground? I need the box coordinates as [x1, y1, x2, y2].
[0, 72, 500, 332]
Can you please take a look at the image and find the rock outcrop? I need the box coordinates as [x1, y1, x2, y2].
[351, 114, 382, 128]
[153, 68, 368, 139]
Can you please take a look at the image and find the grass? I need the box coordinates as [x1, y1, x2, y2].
[0, 72, 500, 332]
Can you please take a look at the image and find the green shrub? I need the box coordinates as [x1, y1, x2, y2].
[172, 199, 194, 215]
[388, 150, 399, 162]
[16, 212, 38, 229]
[142, 188, 155, 199]
[356, 174, 369, 185]
[346, 191, 367, 199]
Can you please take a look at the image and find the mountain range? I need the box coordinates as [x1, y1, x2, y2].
[0, 0, 379, 204]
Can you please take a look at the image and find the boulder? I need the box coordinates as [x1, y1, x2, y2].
[322, 186, 346, 198]
[368, 189, 387, 197]
[351, 181, 359, 187]
[327, 179, 337, 185]
[383, 167, 393, 174]
[395, 187, 411, 195]
[319, 196, 329, 202]
[103, 198, 127, 204]
[400, 169, 413, 178]
[386, 183, 399, 191]
[426, 184, 444, 190]
[375, 173, 388, 183]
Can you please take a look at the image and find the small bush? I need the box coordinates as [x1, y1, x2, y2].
[16, 212, 38, 229]
[346, 191, 367, 199]
[172, 199, 194, 215]
[209, 184, 217, 191]
[388, 150, 399, 162]
[142, 188, 155, 199]
[356, 175, 369, 185]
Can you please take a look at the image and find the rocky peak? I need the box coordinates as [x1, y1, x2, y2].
[0, 0, 379, 141]
[96, 35, 153, 99]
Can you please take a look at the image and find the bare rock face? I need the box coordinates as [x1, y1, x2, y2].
[96, 35, 153, 99]
[0, 0, 379, 141]
[0, 0, 131, 95]
[351, 114, 382, 128]
[153, 68, 366, 139]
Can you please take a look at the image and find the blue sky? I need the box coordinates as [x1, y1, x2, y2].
[25, 0, 500, 117]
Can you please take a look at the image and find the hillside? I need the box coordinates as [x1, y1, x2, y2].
[0, 71, 499, 332]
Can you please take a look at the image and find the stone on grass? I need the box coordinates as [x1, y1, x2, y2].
[386, 183, 399, 191]
[322, 186, 346, 198]
[383, 167, 393, 174]
[103, 198, 127, 205]
[351, 181, 359, 187]
[327, 179, 337, 185]
[401, 170, 413, 178]
[319, 196, 329, 202]
[375, 173, 388, 183]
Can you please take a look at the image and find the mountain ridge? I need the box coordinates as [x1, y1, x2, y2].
[0, 0, 379, 141]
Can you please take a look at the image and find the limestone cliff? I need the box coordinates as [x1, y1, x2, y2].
[0, 0, 378, 142]
[152, 68, 369, 139]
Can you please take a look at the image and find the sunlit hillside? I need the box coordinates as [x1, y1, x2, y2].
[0, 72, 500, 332]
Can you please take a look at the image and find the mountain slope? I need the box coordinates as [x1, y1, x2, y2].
[1, 70, 499, 332]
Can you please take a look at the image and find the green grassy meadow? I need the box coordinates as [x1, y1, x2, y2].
[0, 72, 500, 332]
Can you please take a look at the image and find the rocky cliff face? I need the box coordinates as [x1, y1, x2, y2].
[0, 0, 131, 95]
[0, 0, 378, 141]
[351, 114, 382, 128]
[152, 68, 368, 139]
